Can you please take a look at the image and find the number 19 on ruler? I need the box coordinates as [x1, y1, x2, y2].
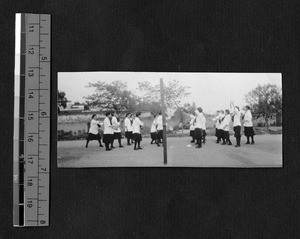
[13, 13, 51, 227]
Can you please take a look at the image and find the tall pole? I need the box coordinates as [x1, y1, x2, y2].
[160, 78, 167, 164]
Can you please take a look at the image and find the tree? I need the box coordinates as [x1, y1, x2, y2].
[84, 80, 140, 113]
[245, 83, 282, 131]
[57, 90, 68, 109]
[137, 79, 191, 111]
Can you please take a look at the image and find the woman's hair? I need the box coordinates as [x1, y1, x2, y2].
[136, 111, 141, 117]
[246, 105, 251, 110]
[105, 111, 111, 116]
[91, 114, 96, 119]
[126, 113, 131, 117]
[225, 109, 230, 114]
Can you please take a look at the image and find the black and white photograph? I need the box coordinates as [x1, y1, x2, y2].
[57, 72, 282, 167]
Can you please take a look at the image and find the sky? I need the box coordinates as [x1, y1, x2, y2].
[58, 72, 282, 114]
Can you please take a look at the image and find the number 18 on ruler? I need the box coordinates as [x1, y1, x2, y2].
[13, 13, 51, 227]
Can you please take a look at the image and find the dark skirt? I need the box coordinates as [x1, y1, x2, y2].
[125, 131, 133, 139]
[194, 128, 202, 140]
[202, 130, 207, 137]
[157, 130, 163, 140]
[222, 130, 229, 140]
[216, 128, 222, 139]
[220, 129, 225, 139]
[103, 134, 114, 143]
[244, 126, 255, 137]
[151, 132, 157, 140]
[190, 130, 195, 137]
[86, 133, 101, 141]
[233, 126, 241, 137]
[114, 132, 122, 139]
[133, 133, 142, 142]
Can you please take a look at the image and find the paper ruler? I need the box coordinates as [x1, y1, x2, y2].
[13, 13, 51, 227]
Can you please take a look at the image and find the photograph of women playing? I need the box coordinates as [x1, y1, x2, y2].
[57, 72, 282, 167]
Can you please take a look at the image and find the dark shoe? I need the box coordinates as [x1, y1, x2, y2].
[138, 147, 142, 150]
[85, 146, 88, 148]
[227, 142, 232, 145]
[119, 145, 124, 148]
[196, 145, 202, 148]
[134, 148, 138, 150]
[111, 146, 115, 149]
[157, 144, 161, 147]
[191, 140, 195, 143]
[222, 142, 226, 145]
[99, 145, 104, 147]
[235, 145, 241, 148]
[246, 142, 250, 144]
[106, 148, 111, 151]
[251, 142, 255, 144]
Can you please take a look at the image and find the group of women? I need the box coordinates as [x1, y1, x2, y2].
[85, 103, 255, 152]
[210, 102, 255, 147]
[85, 111, 165, 151]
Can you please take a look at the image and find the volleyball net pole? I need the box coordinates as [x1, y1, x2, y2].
[160, 78, 168, 164]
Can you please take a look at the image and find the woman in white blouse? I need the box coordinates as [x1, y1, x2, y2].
[124, 113, 133, 145]
[230, 101, 242, 147]
[85, 114, 103, 148]
[243, 105, 255, 144]
[220, 109, 232, 145]
[150, 114, 158, 145]
[103, 112, 115, 151]
[132, 112, 144, 150]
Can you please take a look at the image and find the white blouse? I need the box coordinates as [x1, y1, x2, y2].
[103, 117, 114, 134]
[89, 119, 100, 134]
[156, 115, 163, 131]
[150, 118, 157, 133]
[231, 108, 241, 127]
[132, 117, 144, 134]
[194, 110, 205, 129]
[243, 110, 253, 127]
[221, 114, 231, 131]
[124, 117, 133, 132]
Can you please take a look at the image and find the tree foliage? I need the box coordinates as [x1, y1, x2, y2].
[245, 83, 282, 129]
[57, 90, 68, 109]
[137, 79, 191, 110]
[84, 80, 140, 113]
